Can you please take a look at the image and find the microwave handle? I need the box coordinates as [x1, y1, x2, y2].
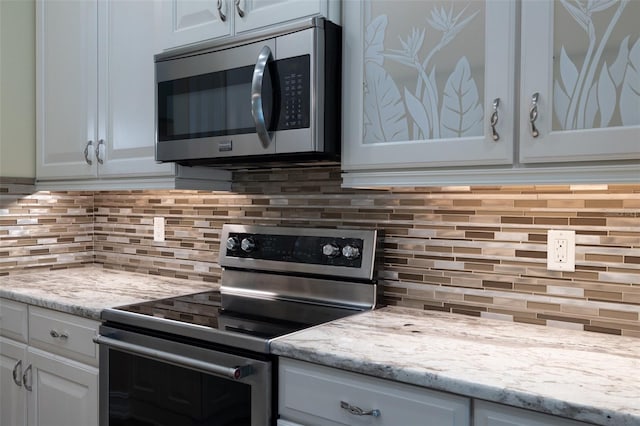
[251, 45, 273, 149]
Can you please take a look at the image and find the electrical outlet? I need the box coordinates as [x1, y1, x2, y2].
[547, 230, 575, 272]
[153, 217, 165, 242]
[554, 238, 568, 263]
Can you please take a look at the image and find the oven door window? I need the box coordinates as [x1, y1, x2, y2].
[157, 64, 274, 142]
[109, 349, 251, 426]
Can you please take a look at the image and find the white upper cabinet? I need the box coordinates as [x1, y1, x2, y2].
[36, 0, 98, 180]
[36, 0, 174, 183]
[520, 0, 640, 163]
[234, 0, 337, 34]
[342, 0, 516, 172]
[161, 0, 341, 50]
[160, 0, 231, 49]
[96, 0, 174, 179]
[342, 0, 639, 187]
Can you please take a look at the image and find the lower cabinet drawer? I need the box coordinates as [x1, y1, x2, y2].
[279, 358, 470, 426]
[28, 306, 99, 366]
[474, 400, 592, 426]
[0, 298, 28, 343]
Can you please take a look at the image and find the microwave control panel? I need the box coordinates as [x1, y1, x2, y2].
[276, 55, 310, 130]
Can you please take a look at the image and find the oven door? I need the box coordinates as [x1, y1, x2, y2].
[96, 325, 272, 426]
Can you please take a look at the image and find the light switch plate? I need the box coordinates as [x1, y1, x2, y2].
[153, 217, 165, 242]
[547, 230, 575, 272]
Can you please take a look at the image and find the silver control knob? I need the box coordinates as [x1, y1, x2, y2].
[226, 237, 240, 251]
[241, 237, 257, 253]
[322, 243, 340, 258]
[342, 245, 360, 260]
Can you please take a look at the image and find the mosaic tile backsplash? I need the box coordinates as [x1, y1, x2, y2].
[1, 168, 639, 337]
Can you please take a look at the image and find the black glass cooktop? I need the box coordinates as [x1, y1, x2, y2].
[111, 290, 313, 340]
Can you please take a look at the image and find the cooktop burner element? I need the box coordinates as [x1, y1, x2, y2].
[101, 224, 379, 354]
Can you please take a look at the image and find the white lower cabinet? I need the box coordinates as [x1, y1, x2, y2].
[473, 401, 592, 426]
[26, 347, 98, 426]
[0, 299, 99, 426]
[278, 358, 470, 426]
[278, 358, 595, 426]
[0, 337, 27, 426]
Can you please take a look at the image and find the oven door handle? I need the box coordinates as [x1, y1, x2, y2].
[94, 335, 254, 380]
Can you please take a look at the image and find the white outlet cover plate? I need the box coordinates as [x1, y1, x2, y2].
[547, 229, 575, 272]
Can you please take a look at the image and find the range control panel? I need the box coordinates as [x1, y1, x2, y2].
[224, 232, 364, 268]
[219, 225, 378, 280]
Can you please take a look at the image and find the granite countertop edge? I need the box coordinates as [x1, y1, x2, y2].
[0, 266, 217, 321]
[271, 342, 630, 426]
[0, 289, 104, 319]
[270, 307, 640, 426]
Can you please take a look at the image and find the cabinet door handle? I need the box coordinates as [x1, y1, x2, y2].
[12, 360, 23, 387]
[234, 0, 245, 17]
[340, 401, 381, 417]
[83, 140, 94, 165]
[217, 0, 226, 21]
[490, 97, 500, 141]
[50, 329, 69, 340]
[96, 139, 105, 165]
[529, 92, 540, 138]
[22, 364, 32, 392]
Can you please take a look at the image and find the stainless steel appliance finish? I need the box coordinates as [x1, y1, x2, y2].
[154, 17, 341, 167]
[96, 224, 378, 426]
[97, 325, 271, 425]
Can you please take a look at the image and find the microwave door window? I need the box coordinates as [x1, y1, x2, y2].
[158, 64, 273, 142]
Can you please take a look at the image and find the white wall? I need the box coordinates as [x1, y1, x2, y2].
[0, 0, 35, 178]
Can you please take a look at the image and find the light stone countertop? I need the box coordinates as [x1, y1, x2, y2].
[271, 306, 640, 426]
[0, 266, 216, 320]
[2, 269, 637, 425]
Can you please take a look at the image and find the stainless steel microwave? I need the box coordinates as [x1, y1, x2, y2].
[155, 17, 341, 167]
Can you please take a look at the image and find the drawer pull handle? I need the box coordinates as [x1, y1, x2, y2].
[340, 401, 381, 417]
[50, 329, 69, 340]
[12, 360, 23, 387]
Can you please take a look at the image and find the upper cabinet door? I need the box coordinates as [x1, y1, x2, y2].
[97, 0, 174, 178]
[161, 0, 232, 50]
[520, 0, 640, 164]
[342, 0, 516, 172]
[36, 0, 98, 180]
[234, 0, 335, 34]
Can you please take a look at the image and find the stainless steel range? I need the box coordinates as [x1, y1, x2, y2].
[96, 224, 379, 426]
